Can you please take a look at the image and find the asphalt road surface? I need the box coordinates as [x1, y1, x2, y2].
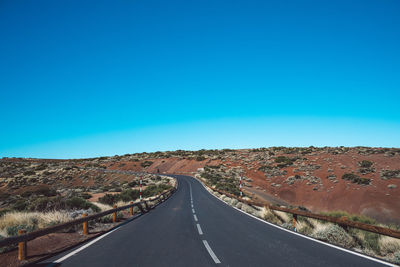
[37, 175, 393, 267]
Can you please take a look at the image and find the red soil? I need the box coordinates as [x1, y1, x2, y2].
[108, 152, 400, 224]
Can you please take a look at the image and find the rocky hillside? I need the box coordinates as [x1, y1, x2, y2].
[1, 146, 400, 224]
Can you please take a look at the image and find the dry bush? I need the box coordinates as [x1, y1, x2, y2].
[272, 210, 290, 224]
[92, 202, 112, 212]
[379, 236, 400, 255]
[262, 207, 282, 225]
[312, 224, 355, 248]
[0, 211, 73, 237]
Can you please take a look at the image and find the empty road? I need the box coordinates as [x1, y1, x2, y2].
[39, 175, 392, 267]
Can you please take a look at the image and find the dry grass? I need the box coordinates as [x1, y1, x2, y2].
[0, 211, 73, 237]
[310, 219, 331, 234]
[379, 236, 400, 255]
[273, 210, 290, 224]
[92, 202, 113, 212]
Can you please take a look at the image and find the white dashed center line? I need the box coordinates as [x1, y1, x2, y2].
[203, 240, 221, 264]
[196, 223, 203, 235]
[188, 180, 221, 264]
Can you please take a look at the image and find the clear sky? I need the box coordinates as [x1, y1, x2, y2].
[1, 0, 399, 159]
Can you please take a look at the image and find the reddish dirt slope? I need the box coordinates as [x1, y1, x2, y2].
[107, 151, 400, 225]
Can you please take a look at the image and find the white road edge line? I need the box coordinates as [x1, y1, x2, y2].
[197, 223, 203, 235]
[194, 214, 198, 222]
[192, 208, 195, 213]
[194, 177, 396, 267]
[203, 240, 221, 264]
[52, 227, 119, 264]
[47, 177, 180, 266]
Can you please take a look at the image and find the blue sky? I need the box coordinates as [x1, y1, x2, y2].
[1, 0, 399, 159]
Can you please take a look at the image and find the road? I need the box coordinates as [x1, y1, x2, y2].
[38, 175, 392, 267]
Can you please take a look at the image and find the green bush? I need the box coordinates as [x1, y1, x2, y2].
[6, 224, 36, 237]
[143, 184, 172, 198]
[35, 163, 48, 171]
[215, 181, 240, 196]
[21, 186, 57, 197]
[0, 208, 12, 217]
[119, 189, 140, 202]
[66, 197, 100, 212]
[80, 192, 92, 199]
[0, 192, 10, 201]
[128, 181, 137, 187]
[98, 212, 123, 223]
[274, 156, 298, 168]
[362, 231, 380, 253]
[12, 200, 28, 211]
[99, 194, 119, 206]
[23, 170, 36, 176]
[342, 173, 371, 185]
[140, 161, 153, 168]
[321, 210, 376, 225]
[359, 160, 373, 168]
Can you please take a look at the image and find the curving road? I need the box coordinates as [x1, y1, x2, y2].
[38, 175, 392, 267]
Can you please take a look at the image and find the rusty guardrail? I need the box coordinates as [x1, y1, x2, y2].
[200, 179, 400, 239]
[0, 185, 177, 261]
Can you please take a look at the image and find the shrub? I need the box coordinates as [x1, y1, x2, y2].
[342, 173, 371, 185]
[274, 156, 297, 168]
[362, 231, 380, 253]
[30, 197, 67, 211]
[35, 164, 48, 171]
[12, 200, 28, 211]
[80, 192, 92, 199]
[128, 181, 137, 187]
[196, 156, 206, 161]
[99, 194, 119, 206]
[359, 160, 373, 168]
[140, 161, 153, 168]
[119, 189, 140, 202]
[6, 224, 36, 237]
[23, 170, 36, 176]
[65, 197, 100, 212]
[312, 224, 355, 248]
[21, 186, 57, 197]
[143, 184, 172, 198]
[215, 181, 240, 196]
[394, 252, 400, 264]
[0, 192, 10, 201]
[98, 212, 123, 223]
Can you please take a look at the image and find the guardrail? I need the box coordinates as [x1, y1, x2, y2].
[0, 185, 177, 261]
[200, 179, 400, 239]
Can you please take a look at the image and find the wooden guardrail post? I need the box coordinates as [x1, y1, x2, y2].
[129, 202, 134, 216]
[113, 205, 117, 223]
[340, 216, 349, 231]
[292, 214, 298, 232]
[82, 213, 88, 235]
[18, 229, 27, 261]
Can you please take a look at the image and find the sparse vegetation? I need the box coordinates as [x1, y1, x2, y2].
[140, 161, 153, 168]
[274, 156, 298, 168]
[359, 160, 373, 168]
[342, 173, 371, 185]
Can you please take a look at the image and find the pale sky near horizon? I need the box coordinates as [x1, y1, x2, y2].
[1, 0, 399, 159]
